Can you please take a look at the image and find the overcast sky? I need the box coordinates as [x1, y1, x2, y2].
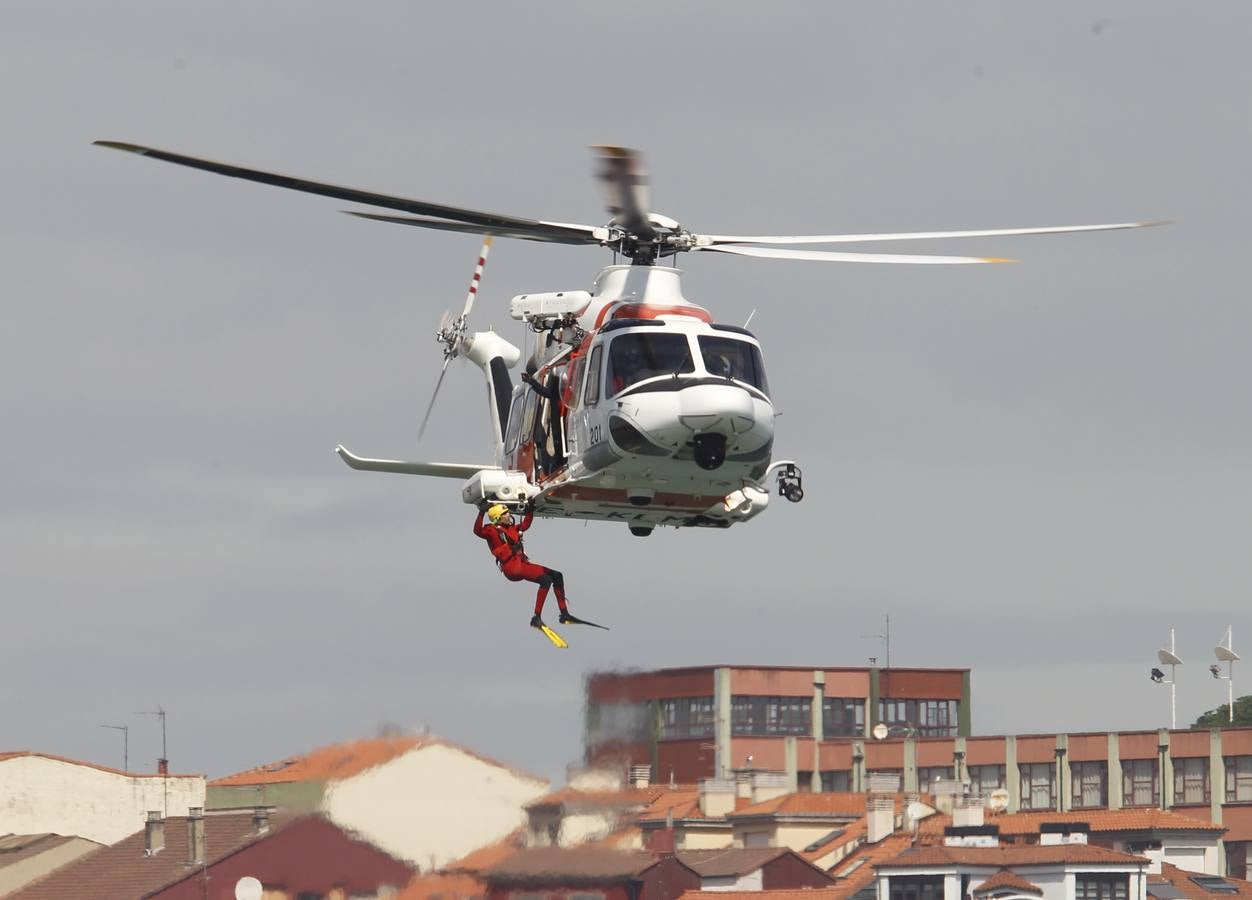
[2, 2, 1250, 786]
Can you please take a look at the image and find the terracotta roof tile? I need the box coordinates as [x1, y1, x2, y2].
[973, 869, 1044, 895]
[528, 785, 699, 810]
[730, 792, 873, 819]
[482, 848, 663, 882]
[880, 845, 1148, 868]
[677, 848, 793, 877]
[676, 890, 845, 900]
[446, 829, 527, 873]
[989, 810, 1224, 836]
[211, 734, 545, 787]
[802, 818, 868, 863]
[1151, 863, 1252, 900]
[831, 834, 915, 898]
[399, 871, 488, 900]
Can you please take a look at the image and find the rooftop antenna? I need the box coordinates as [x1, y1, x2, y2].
[1211, 625, 1240, 723]
[98, 723, 129, 772]
[1151, 628, 1183, 729]
[864, 614, 891, 669]
[137, 705, 168, 815]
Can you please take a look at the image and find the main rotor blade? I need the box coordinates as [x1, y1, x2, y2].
[461, 235, 493, 320]
[699, 221, 1166, 246]
[418, 362, 450, 442]
[697, 245, 1015, 265]
[592, 146, 655, 240]
[94, 140, 597, 235]
[345, 211, 600, 245]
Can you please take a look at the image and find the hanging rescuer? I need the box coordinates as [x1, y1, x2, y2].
[472, 503, 607, 640]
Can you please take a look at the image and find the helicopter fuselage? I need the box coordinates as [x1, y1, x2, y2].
[496, 265, 788, 534]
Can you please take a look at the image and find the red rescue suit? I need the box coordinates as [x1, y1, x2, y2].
[473, 508, 568, 616]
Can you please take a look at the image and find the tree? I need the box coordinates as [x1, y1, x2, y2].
[1192, 694, 1252, 728]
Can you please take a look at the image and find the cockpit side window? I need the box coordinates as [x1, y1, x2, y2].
[608, 333, 695, 396]
[583, 345, 602, 406]
[503, 390, 525, 452]
[698, 336, 769, 394]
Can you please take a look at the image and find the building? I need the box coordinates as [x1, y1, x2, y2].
[0, 833, 101, 896]
[8, 809, 413, 900]
[584, 666, 972, 785]
[0, 751, 206, 845]
[875, 843, 1152, 900]
[207, 734, 549, 868]
[482, 848, 701, 900]
[677, 847, 836, 891]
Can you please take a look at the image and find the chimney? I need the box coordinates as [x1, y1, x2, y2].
[251, 806, 269, 835]
[953, 795, 984, 828]
[866, 795, 894, 844]
[944, 824, 1001, 848]
[750, 771, 791, 804]
[157, 758, 169, 775]
[698, 778, 736, 818]
[1039, 822, 1089, 846]
[631, 764, 652, 789]
[144, 811, 165, 856]
[186, 807, 206, 865]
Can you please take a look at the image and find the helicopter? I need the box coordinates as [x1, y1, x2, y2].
[94, 141, 1158, 537]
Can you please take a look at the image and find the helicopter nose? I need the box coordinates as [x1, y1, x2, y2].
[678, 383, 756, 435]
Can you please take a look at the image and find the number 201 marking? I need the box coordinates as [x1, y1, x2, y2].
[589, 424, 602, 444]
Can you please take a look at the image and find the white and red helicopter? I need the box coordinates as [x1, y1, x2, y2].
[95, 142, 1157, 537]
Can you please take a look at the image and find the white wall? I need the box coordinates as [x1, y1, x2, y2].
[0, 755, 206, 844]
[323, 742, 548, 868]
[702, 871, 764, 892]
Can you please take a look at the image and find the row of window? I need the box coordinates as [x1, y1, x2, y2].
[794, 756, 1252, 806]
[657, 696, 956, 739]
[890, 876, 1126, 900]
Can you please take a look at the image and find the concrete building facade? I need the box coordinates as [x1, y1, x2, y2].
[0, 752, 206, 845]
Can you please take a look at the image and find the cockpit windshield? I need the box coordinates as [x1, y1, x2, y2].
[608, 333, 695, 396]
[698, 336, 769, 394]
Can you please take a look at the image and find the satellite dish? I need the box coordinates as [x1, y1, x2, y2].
[873, 723, 889, 740]
[1216, 626, 1240, 662]
[906, 800, 931, 821]
[988, 789, 1010, 812]
[1158, 648, 1183, 666]
[235, 877, 263, 900]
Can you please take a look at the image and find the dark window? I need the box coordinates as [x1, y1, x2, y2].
[821, 771, 851, 792]
[697, 336, 769, 393]
[822, 697, 865, 737]
[730, 696, 811, 736]
[568, 354, 586, 406]
[1072, 760, 1109, 808]
[584, 345, 602, 406]
[607, 333, 694, 396]
[1226, 756, 1252, 802]
[503, 391, 525, 452]
[1174, 757, 1210, 804]
[917, 766, 955, 787]
[658, 696, 714, 739]
[1077, 876, 1129, 900]
[797, 770, 813, 792]
[968, 765, 1006, 796]
[877, 699, 958, 737]
[889, 875, 944, 900]
[1123, 759, 1160, 807]
[1020, 762, 1056, 810]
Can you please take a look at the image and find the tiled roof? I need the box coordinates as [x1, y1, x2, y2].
[677, 848, 791, 877]
[830, 834, 915, 898]
[8, 813, 294, 900]
[482, 848, 663, 882]
[527, 785, 698, 810]
[973, 869, 1044, 896]
[880, 844, 1148, 868]
[211, 734, 545, 787]
[0, 751, 200, 779]
[398, 871, 488, 900]
[445, 829, 527, 873]
[990, 810, 1225, 835]
[676, 890, 845, 900]
[0, 833, 100, 870]
[1152, 863, 1252, 900]
[802, 818, 868, 863]
[730, 792, 875, 819]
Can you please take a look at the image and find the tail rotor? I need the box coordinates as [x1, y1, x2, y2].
[417, 235, 493, 441]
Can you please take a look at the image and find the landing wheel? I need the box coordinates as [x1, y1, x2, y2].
[629, 525, 654, 537]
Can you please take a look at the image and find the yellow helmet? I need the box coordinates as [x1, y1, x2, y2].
[486, 504, 510, 524]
